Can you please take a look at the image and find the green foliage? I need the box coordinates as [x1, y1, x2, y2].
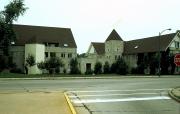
[0, 55, 16, 71]
[149, 54, 159, 74]
[115, 57, 128, 75]
[2, 0, 28, 24]
[110, 57, 128, 75]
[94, 62, 102, 74]
[37, 57, 63, 74]
[103, 61, 110, 74]
[37, 61, 45, 70]
[110, 63, 117, 73]
[0, 0, 27, 56]
[70, 58, 80, 74]
[26, 55, 35, 67]
[85, 69, 93, 75]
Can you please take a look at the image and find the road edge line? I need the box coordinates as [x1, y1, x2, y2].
[64, 92, 77, 114]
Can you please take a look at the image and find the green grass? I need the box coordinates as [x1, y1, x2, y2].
[0, 73, 115, 78]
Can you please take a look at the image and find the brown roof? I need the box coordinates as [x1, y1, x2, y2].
[124, 33, 176, 54]
[13, 24, 77, 48]
[91, 42, 105, 55]
[106, 29, 123, 41]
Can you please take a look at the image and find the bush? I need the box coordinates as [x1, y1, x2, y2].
[103, 61, 110, 74]
[55, 67, 60, 74]
[70, 58, 80, 74]
[110, 63, 117, 73]
[116, 57, 128, 75]
[37, 57, 63, 74]
[85, 69, 93, 75]
[26, 55, 35, 67]
[63, 69, 66, 74]
[10, 68, 22, 73]
[94, 62, 102, 74]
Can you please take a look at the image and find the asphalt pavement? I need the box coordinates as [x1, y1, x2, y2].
[0, 77, 180, 114]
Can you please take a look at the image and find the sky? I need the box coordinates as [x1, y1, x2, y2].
[1, 0, 180, 54]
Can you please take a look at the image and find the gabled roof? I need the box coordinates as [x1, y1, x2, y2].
[124, 33, 176, 54]
[91, 42, 105, 55]
[105, 29, 123, 41]
[13, 24, 77, 48]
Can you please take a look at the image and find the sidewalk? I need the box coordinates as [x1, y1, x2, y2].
[169, 87, 180, 102]
[0, 92, 71, 114]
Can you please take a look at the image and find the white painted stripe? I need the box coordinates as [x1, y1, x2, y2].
[69, 88, 171, 93]
[73, 96, 170, 103]
[69, 93, 159, 98]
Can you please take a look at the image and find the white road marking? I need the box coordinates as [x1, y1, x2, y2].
[69, 88, 171, 93]
[69, 93, 159, 98]
[72, 96, 171, 103]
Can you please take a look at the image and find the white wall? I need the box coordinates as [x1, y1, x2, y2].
[25, 44, 45, 74]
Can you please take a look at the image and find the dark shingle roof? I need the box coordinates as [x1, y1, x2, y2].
[105, 29, 123, 41]
[124, 33, 176, 54]
[13, 24, 77, 48]
[91, 42, 105, 55]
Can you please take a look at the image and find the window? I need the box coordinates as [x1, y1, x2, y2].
[45, 52, 48, 58]
[61, 53, 65, 58]
[50, 52, 56, 57]
[175, 41, 180, 48]
[68, 53, 72, 58]
[55, 43, 59, 47]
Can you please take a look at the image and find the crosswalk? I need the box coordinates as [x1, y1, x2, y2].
[66, 88, 179, 114]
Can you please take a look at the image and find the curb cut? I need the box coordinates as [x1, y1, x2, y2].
[168, 88, 180, 103]
[64, 92, 77, 114]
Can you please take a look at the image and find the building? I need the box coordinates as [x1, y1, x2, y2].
[9, 24, 77, 74]
[79, 29, 180, 74]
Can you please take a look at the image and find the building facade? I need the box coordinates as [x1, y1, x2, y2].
[79, 30, 180, 74]
[9, 24, 77, 74]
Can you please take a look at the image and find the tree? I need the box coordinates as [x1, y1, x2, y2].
[103, 61, 110, 74]
[70, 58, 80, 74]
[45, 57, 63, 74]
[0, 0, 27, 56]
[94, 62, 102, 74]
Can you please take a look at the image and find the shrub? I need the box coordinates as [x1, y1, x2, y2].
[94, 62, 102, 74]
[110, 63, 117, 73]
[85, 69, 93, 75]
[116, 57, 128, 75]
[37, 57, 63, 74]
[26, 55, 35, 67]
[103, 61, 110, 74]
[10, 68, 22, 73]
[55, 67, 60, 74]
[70, 58, 80, 74]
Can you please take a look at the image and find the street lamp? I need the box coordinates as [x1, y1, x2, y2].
[158, 28, 171, 77]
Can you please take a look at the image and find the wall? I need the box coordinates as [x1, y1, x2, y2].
[105, 40, 124, 63]
[9, 46, 25, 71]
[45, 47, 77, 73]
[25, 44, 45, 74]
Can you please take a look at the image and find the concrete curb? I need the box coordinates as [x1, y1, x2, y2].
[168, 88, 180, 103]
[0, 76, 180, 80]
[64, 92, 77, 114]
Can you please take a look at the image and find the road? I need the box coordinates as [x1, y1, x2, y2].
[0, 77, 180, 114]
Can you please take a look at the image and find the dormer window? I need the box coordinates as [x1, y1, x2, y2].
[134, 46, 139, 49]
[64, 44, 68, 47]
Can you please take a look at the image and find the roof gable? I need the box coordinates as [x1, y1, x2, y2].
[105, 29, 123, 41]
[91, 42, 105, 55]
[124, 33, 176, 54]
[13, 24, 77, 48]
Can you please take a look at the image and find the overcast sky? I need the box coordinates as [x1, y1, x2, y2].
[1, 0, 180, 54]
